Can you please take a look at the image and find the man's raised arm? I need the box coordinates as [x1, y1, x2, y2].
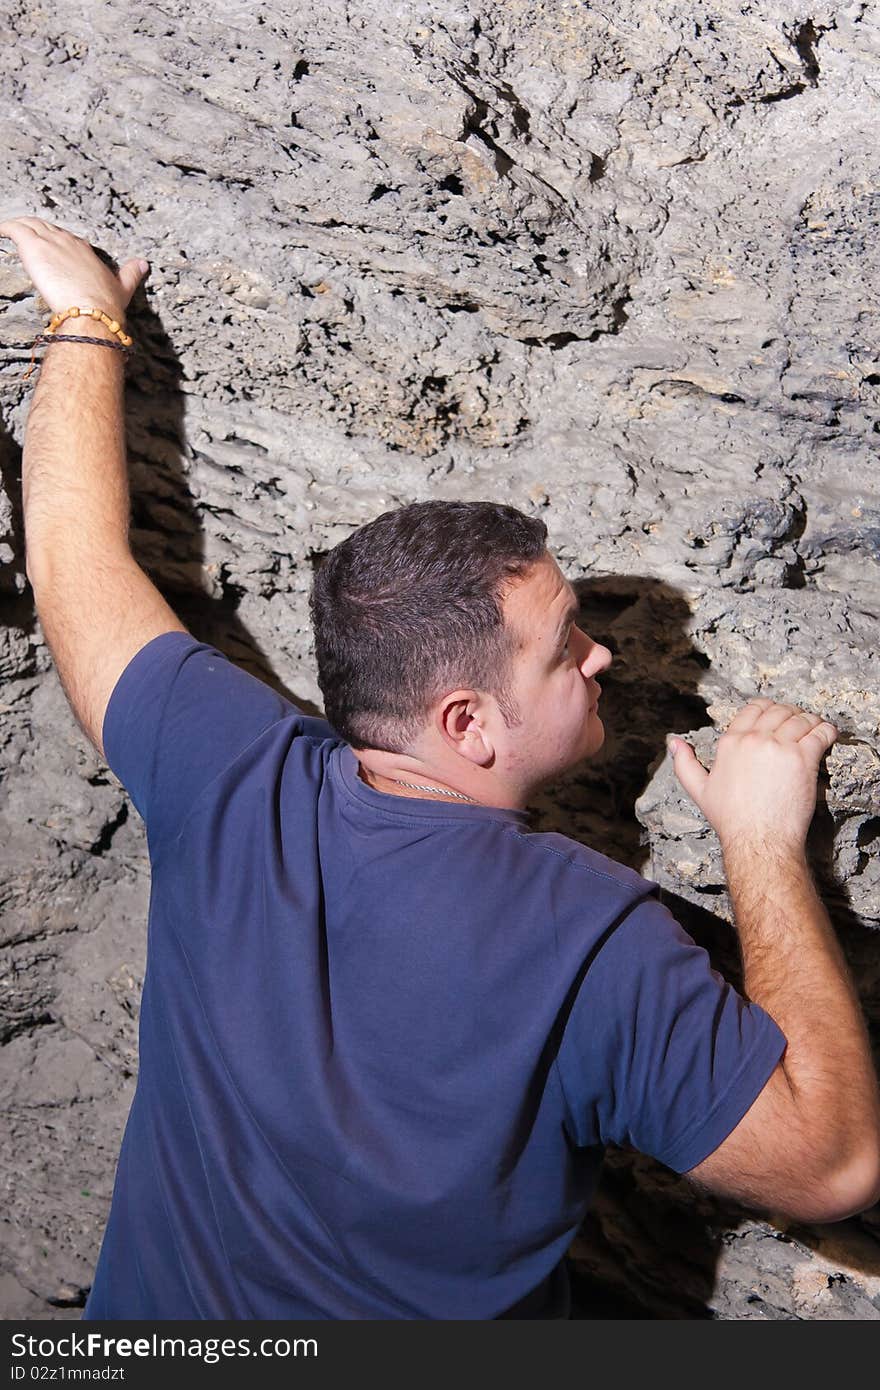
[0, 216, 188, 758]
[668, 703, 880, 1221]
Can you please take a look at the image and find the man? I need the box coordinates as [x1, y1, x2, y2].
[2, 217, 879, 1320]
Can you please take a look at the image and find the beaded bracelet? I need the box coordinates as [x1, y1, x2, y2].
[46, 305, 133, 347]
[19, 305, 136, 381]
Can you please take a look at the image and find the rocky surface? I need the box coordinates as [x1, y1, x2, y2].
[1, 0, 878, 1319]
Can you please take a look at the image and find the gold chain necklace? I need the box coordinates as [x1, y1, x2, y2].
[391, 779, 478, 803]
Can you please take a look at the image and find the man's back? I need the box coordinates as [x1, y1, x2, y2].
[83, 632, 784, 1320]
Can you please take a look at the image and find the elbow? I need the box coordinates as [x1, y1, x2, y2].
[25, 546, 50, 594]
[823, 1145, 880, 1221]
[790, 1145, 880, 1225]
[24, 549, 39, 589]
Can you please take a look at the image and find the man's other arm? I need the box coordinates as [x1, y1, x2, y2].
[683, 841, 880, 1221]
[669, 707, 880, 1222]
[4, 218, 188, 760]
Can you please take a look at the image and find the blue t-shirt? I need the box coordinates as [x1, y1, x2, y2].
[83, 632, 786, 1320]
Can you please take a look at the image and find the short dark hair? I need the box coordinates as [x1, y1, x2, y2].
[309, 499, 549, 752]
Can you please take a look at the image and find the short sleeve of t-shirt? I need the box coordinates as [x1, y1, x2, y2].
[555, 891, 788, 1173]
[101, 630, 336, 855]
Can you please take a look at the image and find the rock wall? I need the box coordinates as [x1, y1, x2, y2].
[1, 0, 878, 1319]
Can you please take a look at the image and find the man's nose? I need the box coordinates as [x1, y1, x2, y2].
[579, 636, 613, 677]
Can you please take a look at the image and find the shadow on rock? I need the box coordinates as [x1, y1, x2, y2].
[118, 276, 323, 715]
[0, 416, 36, 642]
[528, 573, 715, 870]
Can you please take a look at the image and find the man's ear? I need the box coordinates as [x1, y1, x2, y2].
[437, 690, 495, 767]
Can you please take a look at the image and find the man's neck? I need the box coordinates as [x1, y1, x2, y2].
[357, 761, 478, 804]
[354, 756, 534, 812]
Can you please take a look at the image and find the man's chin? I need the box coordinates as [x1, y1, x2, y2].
[582, 711, 605, 754]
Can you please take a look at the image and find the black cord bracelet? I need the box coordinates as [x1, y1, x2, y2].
[35, 332, 133, 355]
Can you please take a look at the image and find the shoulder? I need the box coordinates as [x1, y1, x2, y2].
[103, 628, 339, 853]
[509, 825, 658, 901]
[496, 825, 662, 958]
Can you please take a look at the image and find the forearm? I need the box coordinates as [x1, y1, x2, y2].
[722, 839, 880, 1171]
[23, 318, 133, 587]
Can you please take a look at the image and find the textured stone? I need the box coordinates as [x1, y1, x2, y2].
[0, 0, 877, 1319]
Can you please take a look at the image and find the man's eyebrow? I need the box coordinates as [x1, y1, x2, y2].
[553, 592, 580, 646]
